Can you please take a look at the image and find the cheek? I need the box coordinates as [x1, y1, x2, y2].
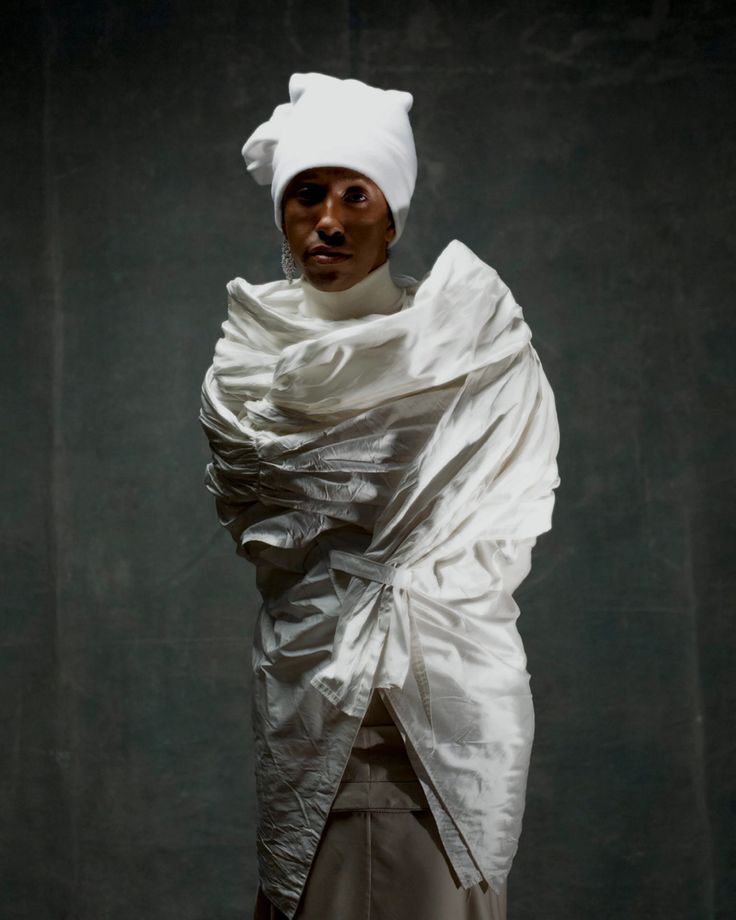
[283, 215, 309, 247]
[283, 202, 308, 228]
[368, 220, 391, 249]
[351, 214, 390, 242]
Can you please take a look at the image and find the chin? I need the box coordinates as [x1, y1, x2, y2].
[305, 268, 360, 292]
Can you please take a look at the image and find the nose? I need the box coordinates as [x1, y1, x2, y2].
[314, 193, 346, 242]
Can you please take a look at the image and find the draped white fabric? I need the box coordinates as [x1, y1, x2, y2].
[200, 240, 561, 919]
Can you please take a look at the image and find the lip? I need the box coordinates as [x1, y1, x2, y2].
[306, 246, 352, 264]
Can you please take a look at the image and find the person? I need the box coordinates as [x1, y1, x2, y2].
[199, 72, 561, 920]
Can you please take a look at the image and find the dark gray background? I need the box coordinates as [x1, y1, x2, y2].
[3, 1, 734, 918]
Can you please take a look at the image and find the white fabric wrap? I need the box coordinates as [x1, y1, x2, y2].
[199, 239, 561, 916]
[241, 72, 417, 244]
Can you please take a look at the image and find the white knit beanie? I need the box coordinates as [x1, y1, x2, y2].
[241, 72, 417, 246]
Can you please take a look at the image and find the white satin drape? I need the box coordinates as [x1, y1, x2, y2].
[200, 239, 561, 919]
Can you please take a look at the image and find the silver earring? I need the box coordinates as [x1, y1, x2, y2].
[281, 236, 298, 283]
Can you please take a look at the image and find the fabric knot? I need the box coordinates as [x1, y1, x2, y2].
[327, 550, 414, 590]
[309, 549, 434, 747]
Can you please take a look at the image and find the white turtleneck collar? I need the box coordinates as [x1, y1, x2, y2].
[299, 259, 406, 321]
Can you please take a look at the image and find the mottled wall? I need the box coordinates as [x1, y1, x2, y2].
[2, 2, 733, 918]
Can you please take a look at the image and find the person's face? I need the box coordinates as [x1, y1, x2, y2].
[282, 167, 396, 292]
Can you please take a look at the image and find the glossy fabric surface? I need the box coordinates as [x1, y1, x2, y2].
[200, 240, 561, 918]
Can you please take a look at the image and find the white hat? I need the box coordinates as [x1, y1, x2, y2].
[241, 72, 417, 246]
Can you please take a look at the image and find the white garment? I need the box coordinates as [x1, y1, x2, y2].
[300, 258, 405, 320]
[199, 240, 561, 919]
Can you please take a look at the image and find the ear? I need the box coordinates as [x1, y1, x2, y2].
[385, 208, 396, 243]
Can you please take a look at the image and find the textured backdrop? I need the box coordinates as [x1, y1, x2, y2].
[3, 1, 734, 918]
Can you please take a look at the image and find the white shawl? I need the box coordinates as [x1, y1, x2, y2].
[200, 239, 561, 917]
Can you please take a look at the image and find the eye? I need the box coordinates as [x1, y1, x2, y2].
[294, 184, 323, 204]
[344, 186, 369, 203]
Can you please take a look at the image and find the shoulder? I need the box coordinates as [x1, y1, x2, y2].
[226, 275, 299, 305]
[221, 276, 308, 330]
[407, 240, 516, 322]
[414, 239, 508, 295]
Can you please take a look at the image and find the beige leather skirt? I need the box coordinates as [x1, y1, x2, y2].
[253, 691, 507, 920]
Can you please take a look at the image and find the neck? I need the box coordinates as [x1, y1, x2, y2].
[300, 260, 405, 321]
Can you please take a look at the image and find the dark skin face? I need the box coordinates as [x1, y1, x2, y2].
[281, 167, 396, 292]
